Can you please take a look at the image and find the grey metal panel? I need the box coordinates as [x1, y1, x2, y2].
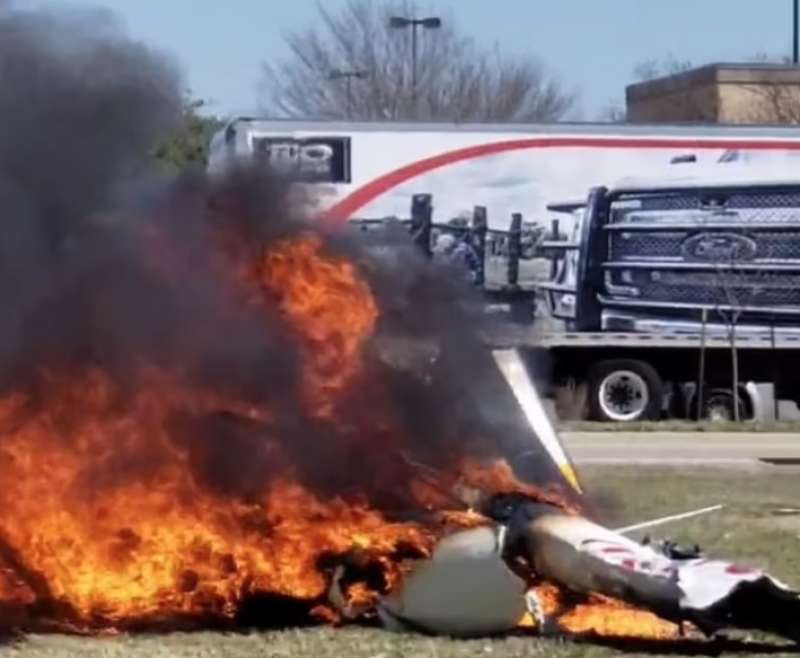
[604, 222, 800, 232]
[546, 201, 586, 213]
[596, 294, 800, 316]
[484, 327, 800, 350]
[537, 281, 578, 293]
[518, 331, 800, 349]
[602, 261, 800, 271]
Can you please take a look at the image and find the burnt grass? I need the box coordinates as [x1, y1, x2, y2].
[3, 467, 800, 658]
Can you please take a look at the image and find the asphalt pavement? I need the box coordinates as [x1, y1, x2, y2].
[562, 431, 800, 470]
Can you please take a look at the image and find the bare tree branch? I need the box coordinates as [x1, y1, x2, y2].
[597, 102, 626, 123]
[633, 55, 695, 82]
[258, 0, 577, 121]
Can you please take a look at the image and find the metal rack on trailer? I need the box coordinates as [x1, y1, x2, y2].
[348, 192, 545, 320]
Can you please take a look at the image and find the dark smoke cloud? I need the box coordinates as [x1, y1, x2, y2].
[0, 6, 178, 377]
[0, 6, 303, 403]
[0, 6, 322, 503]
[0, 5, 567, 510]
[0, 6, 180, 229]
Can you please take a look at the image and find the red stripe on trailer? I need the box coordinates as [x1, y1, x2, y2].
[321, 136, 800, 226]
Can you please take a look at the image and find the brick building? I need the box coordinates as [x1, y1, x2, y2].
[625, 63, 800, 124]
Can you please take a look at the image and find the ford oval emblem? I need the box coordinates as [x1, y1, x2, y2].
[681, 232, 758, 262]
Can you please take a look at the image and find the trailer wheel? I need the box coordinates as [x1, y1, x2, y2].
[587, 360, 663, 422]
[699, 388, 751, 422]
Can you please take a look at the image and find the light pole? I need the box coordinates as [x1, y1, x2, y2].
[794, 0, 799, 64]
[329, 69, 368, 118]
[389, 15, 442, 117]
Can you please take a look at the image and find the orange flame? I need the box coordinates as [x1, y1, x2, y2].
[0, 234, 424, 628]
[558, 595, 679, 639]
[525, 583, 679, 639]
[0, 229, 679, 642]
[255, 234, 378, 417]
[0, 367, 439, 623]
[453, 458, 581, 515]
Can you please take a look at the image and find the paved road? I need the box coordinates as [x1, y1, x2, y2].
[562, 432, 800, 469]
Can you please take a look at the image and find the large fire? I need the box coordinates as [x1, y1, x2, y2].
[527, 584, 679, 640]
[0, 228, 674, 640]
[0, 232, 434, 627]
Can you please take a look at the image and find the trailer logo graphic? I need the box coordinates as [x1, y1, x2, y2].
[251, 136, 351, 183]
[680, 233, 758, 262]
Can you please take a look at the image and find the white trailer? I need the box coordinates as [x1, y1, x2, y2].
[208, 118, 800, 229]
[208, 118, 800, 423]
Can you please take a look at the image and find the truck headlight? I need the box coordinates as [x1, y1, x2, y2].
[604, 271, 640, 297]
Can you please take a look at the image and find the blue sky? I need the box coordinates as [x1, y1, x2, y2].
[24, 0, 798, 119]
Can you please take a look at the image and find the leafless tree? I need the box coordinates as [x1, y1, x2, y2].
[602, 56, 708, 123]
[259, 0, 577, 121]
[633, 55, 695, 82]
[596, 57, 697, 123]
[712, 257, 770, 421]
[597, 103, 626, 123]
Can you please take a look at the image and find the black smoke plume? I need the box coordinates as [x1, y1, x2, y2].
[0, 4, 571, 510]
[0, 6, 303, 401]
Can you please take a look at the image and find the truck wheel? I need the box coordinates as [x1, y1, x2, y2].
[587, 360, 663, 422]
[699, 388, 750, 422]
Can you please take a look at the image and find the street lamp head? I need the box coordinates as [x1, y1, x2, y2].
[420, 17, 442, 29]
[389, 16, 442, 29]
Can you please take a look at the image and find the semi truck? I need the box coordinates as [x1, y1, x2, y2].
[537, 157, 800, 422]
[208, 118, 800, 422]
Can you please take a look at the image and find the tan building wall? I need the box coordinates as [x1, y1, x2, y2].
[627, 83, 718, 123]
[717, 82, 800, 123]
[626, 64, 800, 124]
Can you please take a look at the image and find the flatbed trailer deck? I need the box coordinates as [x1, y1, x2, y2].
[482, 329, 798, 423]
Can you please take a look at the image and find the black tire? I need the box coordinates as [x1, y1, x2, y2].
[698, 388, 750, 422]
[587, 359, 663, 422]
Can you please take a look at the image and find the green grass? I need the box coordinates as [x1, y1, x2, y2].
[3, 467, 800, 658]
[580, 467, 800, 583]
[0, 629, 616, 658]
[6, 626, 797, 658]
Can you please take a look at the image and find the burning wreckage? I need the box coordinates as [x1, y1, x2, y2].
[0, 214, 795, 645]
[372, 495, 800, 642]
[0, 7, 798, 648]
[324, 319, 800, 644]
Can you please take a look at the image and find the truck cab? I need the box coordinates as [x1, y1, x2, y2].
[537, 166, 800, 423]
[541, 171, 800, 336]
